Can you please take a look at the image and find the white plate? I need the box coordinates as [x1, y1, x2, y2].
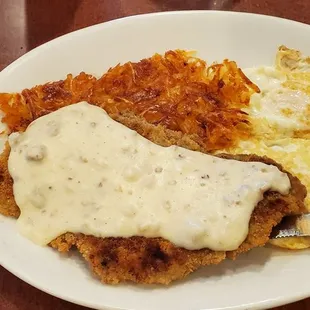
[1, 11, 310, 310]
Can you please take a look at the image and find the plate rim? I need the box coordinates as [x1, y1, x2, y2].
[2, 10, 310, 77]
[1, 10, 310, 310]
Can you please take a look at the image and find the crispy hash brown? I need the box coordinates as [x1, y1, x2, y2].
[0, 111, 306, 284]
[0, 50, 259, 152]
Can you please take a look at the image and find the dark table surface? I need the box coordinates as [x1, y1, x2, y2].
[1, 0, 310, 309]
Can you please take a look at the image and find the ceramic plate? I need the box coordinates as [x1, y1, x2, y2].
[1, 11, 310, 310]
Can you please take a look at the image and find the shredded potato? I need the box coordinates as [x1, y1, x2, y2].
[0, 93, 32, 132]
[91, 51, 259, 151]
[0, 50, 259, 152]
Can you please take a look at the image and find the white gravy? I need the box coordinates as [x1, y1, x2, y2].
[8, 102, 291, 251]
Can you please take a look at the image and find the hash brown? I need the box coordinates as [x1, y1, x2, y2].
[0, 50, 259, 152]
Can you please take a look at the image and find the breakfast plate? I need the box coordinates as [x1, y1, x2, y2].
[1, 11, 310, 310]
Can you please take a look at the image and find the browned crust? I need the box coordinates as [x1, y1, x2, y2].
[0, 111, 306, 284]
[0, 144, 19, 218]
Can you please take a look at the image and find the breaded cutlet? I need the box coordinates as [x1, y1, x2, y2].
[0, 110, 306, 284]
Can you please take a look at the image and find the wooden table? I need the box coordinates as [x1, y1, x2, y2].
[0, 0, 309, 309]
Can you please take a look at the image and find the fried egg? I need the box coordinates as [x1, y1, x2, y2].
[222, 47, 310, 249]
[243, 66, 310, 140]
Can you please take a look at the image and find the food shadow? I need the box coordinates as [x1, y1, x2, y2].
[62, 244, 301, 290]
[186, 246, 272, 282]
[126, 247, 274, 290]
